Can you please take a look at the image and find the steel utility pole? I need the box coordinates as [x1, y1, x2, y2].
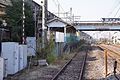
[0, 29, 3, 56]
[70, 8, 72, 23]
[22, 0, 25, 44]
[41, 0, 47, 48]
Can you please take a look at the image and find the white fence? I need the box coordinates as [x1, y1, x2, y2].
[2, 42, 19, 75]
[19, 45, 27, 71]
[0, 38, 36, 78]
[0, 57, 4, 80]
[1, 42, 28, 77]
[26, 37, 36, 56]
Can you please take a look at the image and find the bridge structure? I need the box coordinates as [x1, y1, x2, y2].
[73, 18, 120, 31]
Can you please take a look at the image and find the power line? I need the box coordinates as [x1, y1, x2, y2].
[52, 0, 58, 8]
[51, 0, 74, 23]
[114, 6, 120, 17]
[108, 0, 120, 17]
[56, 0, 65, 12]
[52, 0, 65, 13]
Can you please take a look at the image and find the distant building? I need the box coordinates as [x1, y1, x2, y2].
[0, 0, 12, 16]
[0, 0, 58, 41]
[32, 1, 58, 38]
[112, 32, 120, 44]
[0, 21, 11, 41]
[102, 18, 120, 23]
[78, 31, 93, 43]
[0, 0, 12, 41]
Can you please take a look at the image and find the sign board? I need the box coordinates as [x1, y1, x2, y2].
[55, 32, 64, 42]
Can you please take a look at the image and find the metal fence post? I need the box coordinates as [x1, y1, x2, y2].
[104, 49, 108, 77]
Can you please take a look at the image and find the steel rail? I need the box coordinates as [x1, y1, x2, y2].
[51, 53, 77, 80]
[51, 51, 87, 80]
[99, 45, 120, 57]
[99, 45, 120, 79]
[79, 51, 87, 80]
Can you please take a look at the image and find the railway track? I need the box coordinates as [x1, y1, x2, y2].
[99, 45, 120, 64]
[98, 44, 120, 79]
[51, 51, 88, 80]
[99, 44, 120, 60]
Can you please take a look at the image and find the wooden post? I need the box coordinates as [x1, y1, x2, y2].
[104, 50, 108, 77]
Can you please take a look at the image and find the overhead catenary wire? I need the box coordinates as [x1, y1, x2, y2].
[113, 0, 120, 17]
[56, 0, 65, 12]
[52, 0, 65, 13]
[107, 0, 120, 17]
[51, 0, 75, 23]
[52, 0, 58, 7]
[114, 6, 120, 17]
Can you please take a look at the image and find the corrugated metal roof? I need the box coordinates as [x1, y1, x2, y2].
[0, 0, 12, 6]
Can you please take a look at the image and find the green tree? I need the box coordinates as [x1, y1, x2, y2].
[4, 0, 34, 42]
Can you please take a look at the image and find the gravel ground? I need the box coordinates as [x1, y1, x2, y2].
[5, 46, 120, 80]
[83, 47, 120, 80]
[56, 52, 86, 80]
[5, 54, 75, 80]
[7, 65, 60, 80]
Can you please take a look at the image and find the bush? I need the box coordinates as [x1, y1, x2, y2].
[46, 53, 56, 64]
[77, 39, 90, 51]
[35, 34, 57, 64]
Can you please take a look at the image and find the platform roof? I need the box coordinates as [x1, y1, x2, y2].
[47, 18, 76, 33]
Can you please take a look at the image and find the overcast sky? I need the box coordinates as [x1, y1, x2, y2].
[34, 0, 120, 21]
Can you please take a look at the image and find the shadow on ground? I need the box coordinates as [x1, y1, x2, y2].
[100, 74, 120, 80]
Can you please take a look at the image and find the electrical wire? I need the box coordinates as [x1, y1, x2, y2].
[52, 0, 65, 13]
[114, 6, 120, 17]
[108, 0, 120, 17]
[52, 0, 58, 8]
[56, 0, 65, 12]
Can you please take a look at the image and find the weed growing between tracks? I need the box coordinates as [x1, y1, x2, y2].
[77, 40, 92, 52]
